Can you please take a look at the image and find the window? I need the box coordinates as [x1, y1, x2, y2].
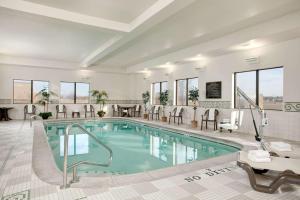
[234, 67, 283, 110]
[259, 68, 283, 110]
[13, 79, 49, 104]
[176, 78, 198, 106]
[60, 82, 90, 104]
[151, 81, 168, 105]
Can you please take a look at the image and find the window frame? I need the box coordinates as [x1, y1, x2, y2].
[13, 79, 49, 104]
[234, 66, 283, 111]
[175, 77, 198, 106]
[60, 81, 90, 104]
[151, 81, 168, 105]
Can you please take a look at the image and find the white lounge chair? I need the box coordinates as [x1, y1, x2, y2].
[219, 110, 243, 133]
[237, 151, 300, 193]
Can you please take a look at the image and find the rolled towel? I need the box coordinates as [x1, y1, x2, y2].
[248, 150, 270, 159]
[270, 142, 292, 151]
[27, 104, 33, 113]
[248, 153, 271, 163]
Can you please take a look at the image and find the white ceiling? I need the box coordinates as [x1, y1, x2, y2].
[0, 0, 300, 72]
[0, 7, 118, 62]
[24, 0, 158, 23]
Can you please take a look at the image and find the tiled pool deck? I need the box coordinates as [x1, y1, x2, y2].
[0, 119, 299, 200]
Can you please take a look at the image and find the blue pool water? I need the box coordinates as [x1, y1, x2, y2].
[45, 120, 239, 175]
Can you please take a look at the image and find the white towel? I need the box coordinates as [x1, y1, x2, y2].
[208, 108, 215, 120]
[154, 106, 159, 113]
[58, 105, 64, 112]
[86, 105, 91, 112]
[176, 107, 182, 116]
[248, 154, 271, 163]
[135, 105, 140, 111]
[27, 104, 33, 113]
[114, 105, 118, 112]
[270, 142, 292, 152]
[248, 150, 270, 159]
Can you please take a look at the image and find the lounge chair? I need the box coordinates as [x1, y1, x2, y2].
[56, 105, 67, 119]
[169, 107, 184, 125]
[132, 104, 141, 117]
[201, 108, 219, 130]
[112, 104, 120, 117]
[237, 151, 300, 193]
[84, 104, 95, 118]
[149, 106, 160, 120]
[24, 104, 36, 120]
[219, 110, 243, 133]
[262, 142, 300, 159]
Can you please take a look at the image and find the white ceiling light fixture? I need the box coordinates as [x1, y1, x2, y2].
[184, 54, 204, 62]
[231, 39, 266, 50]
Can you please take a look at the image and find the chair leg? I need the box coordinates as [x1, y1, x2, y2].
[206, 121, 208, 129]
[201, 120, 203, 130]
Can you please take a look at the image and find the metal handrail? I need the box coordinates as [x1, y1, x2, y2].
[61, 123, 113, 189]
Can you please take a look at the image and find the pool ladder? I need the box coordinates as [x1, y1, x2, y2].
[61, 123, 113, 189]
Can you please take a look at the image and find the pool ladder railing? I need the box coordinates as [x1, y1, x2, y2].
[61, 123, 113, 189]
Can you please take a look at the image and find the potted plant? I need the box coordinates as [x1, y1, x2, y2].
[142, 91, 150, 119]
[91, 90, 108, 118]
[36, 89, 57, 120]
[159, 90, 168, 122]
[188, 88, 199, 128]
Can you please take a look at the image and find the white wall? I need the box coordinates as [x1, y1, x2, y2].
[0, 65, 134, 119]
[130, 38, 300, 141]
[0, 38, 299, 141]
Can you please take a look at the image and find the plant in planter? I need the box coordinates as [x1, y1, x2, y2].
[91, 90, 108, 118]
[188, 88, 199, 128]
[142, 91, 150, 119]
[159, 90, 169, 122]
[35, 89, 57, 120]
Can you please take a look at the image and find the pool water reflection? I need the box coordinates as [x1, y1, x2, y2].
[45, 121, 239, 175]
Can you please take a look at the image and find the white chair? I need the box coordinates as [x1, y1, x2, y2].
[219, 110, 243, 133]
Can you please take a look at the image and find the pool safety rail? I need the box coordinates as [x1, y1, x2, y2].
[61, 123, 113, 189]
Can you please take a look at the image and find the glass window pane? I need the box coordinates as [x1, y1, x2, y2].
[176, 80, 187, 106]
[60, 82, 74, 104]
[259, 68, 283, 110]
[76, 83, 90, 104]
[152, 83, 160, 105]
[188, 78, 198, 106]
[32, 81, 49, 103]
[161, 82, 168, 92]
[235, 71, 257, 108]
[13, 80, 31, 104]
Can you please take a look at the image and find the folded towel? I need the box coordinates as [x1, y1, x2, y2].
[248, 150, 270, 159]
[86, 105, 91, 112]
[58, 105, 64, 112]
[176, 107, 182, 116]
[114, 105, 118, 112]
[154, 106, 159, 112]
[270, 142, 291, 149]
[27, 104, 33, 113]
[208, 108, 215, 120]
[136, 105, 140, 111]
[248, 154, 271, 163]
[271, 142, 292, 151]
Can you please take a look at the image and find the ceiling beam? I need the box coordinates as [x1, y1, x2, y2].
[126, 10, 300, 72]
[0, 0, 130, 32]
[81, 0, 196, 67]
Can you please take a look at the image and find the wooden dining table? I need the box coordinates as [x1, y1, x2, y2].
[0, 107, 13, 121]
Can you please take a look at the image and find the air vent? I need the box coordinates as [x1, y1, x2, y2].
[245, 57, 260, 65]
